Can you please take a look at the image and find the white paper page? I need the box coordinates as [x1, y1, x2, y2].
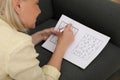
[42, 14, 110, 69]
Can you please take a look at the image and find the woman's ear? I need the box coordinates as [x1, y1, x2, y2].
[13, 0, 21, 14]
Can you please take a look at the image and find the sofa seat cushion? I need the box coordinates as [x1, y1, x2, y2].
[107, 68, 120, 80]
[59, 43, 120, 80]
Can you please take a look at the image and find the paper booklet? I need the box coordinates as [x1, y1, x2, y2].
[42, 14, 110, 69]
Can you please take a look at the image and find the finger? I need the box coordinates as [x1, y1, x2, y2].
[50, 27, 60, 35]
[43, 36, 48, 40]
[65, 24, 72, 31]
[44, 27, 54, 34]
[58, 31, 63, 37]
[59, 28, 64, 32]
[50, 27, 54, 31]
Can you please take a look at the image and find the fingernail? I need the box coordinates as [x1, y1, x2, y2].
[59, 28, 64, 32]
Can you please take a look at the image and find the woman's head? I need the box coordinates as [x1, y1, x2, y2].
[0, 0, 41, 32]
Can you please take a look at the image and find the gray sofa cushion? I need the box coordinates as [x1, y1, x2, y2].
[36, 0, 54, 25]
[60, 43, 120, 80]
[52, 0, 120, 47]
[30, 19, 57, 34]
[107, 68, 120, 80]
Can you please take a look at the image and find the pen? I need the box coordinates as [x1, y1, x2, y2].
[59, 28, 65, 32]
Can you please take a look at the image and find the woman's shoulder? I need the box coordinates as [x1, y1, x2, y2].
[0, 18, 31, 40]
[0, 18, 33, 52]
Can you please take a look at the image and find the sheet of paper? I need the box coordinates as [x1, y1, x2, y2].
[42, 14, 110, 69]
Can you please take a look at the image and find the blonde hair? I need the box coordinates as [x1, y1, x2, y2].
[0, 0, 27, 32]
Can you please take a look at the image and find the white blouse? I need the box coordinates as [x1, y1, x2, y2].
[0, 18, 60, 80]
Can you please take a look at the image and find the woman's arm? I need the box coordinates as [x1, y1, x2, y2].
[47, 24, 74, 71]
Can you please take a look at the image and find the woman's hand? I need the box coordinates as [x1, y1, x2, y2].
[48, 24, 74, 70]
[55, 24, 74, 54]
[31, 27, 59, 45]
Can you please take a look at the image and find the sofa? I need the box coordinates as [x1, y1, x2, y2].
[29, 0, 120, 80]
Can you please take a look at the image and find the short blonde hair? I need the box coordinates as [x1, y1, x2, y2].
[0, 0, 27, 32]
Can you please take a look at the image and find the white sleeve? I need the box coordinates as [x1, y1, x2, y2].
[6, 39, 60, 80]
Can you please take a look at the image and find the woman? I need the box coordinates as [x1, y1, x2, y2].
[0, 0, 74, 80]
